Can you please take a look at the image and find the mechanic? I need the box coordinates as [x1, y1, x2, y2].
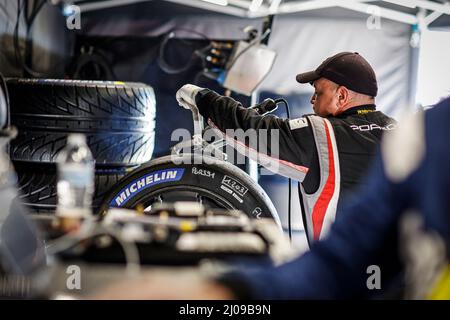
[92, 96, 450, 300]
[176, 52, 397, 243]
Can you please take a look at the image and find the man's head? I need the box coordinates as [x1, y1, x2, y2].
[310, 78, 375, 117]
[296, 52, 377, 117]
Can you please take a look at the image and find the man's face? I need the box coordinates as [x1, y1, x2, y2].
[310, 78, 339, 117]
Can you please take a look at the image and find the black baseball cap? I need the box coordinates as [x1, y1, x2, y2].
[296, 52, 378, 97]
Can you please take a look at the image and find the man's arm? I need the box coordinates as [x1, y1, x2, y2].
[195, 89, 315, 177]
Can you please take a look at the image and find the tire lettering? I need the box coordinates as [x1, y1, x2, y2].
[110, 168, 185, 207]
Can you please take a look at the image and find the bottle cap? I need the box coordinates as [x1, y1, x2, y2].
[67, 133, 86, 145]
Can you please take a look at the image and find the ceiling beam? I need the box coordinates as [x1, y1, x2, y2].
[383, 0, 450, 16]
[73, 0, 448, 25]
[163, 0, 249, 17]
[424, 10, 444, 26]
[336, 0, 418, 24]
[75, 0, 151, 12]
[248, 0, 417, 21]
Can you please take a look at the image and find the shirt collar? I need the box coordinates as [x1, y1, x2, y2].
[336, 104, 376, 117]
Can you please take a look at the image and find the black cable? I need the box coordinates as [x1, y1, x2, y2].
[158, 28, 211, 75]
[26, 0, 46, 27]
[277, 97, 313, 248]
[13, 0, 47, 77]
[260, 15, 274, 46]
[274, 98, 292, 242]
[72, 46, 118, 80]
[24, 0, 47, 77]
[226, 28, 270, 71]
[13, 0, 24, 73]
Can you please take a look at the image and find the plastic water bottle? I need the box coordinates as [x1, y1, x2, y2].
[56, 134, 95, 221]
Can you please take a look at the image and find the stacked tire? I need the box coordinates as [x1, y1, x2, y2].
[7, 79, 156, 214]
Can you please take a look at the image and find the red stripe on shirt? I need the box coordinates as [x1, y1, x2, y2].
[312, 120, 336, 240]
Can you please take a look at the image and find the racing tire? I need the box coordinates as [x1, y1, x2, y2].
[7, 78, 156, 166]
[14, 162, 130, 214]
[5, 79, 156, 214]
[99, 154, 281, 226]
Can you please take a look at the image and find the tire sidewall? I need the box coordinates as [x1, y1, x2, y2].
[101, 155, 279, 223]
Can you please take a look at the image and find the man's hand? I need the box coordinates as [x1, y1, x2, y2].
[176, 84, 204, 109]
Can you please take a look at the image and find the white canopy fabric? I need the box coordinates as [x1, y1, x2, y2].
[260, 16, 414, 117]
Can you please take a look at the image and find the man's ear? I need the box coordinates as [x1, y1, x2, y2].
[337, 86, 350, 104]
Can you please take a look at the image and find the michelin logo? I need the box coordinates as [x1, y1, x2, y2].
[111, 168, 184, 207]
